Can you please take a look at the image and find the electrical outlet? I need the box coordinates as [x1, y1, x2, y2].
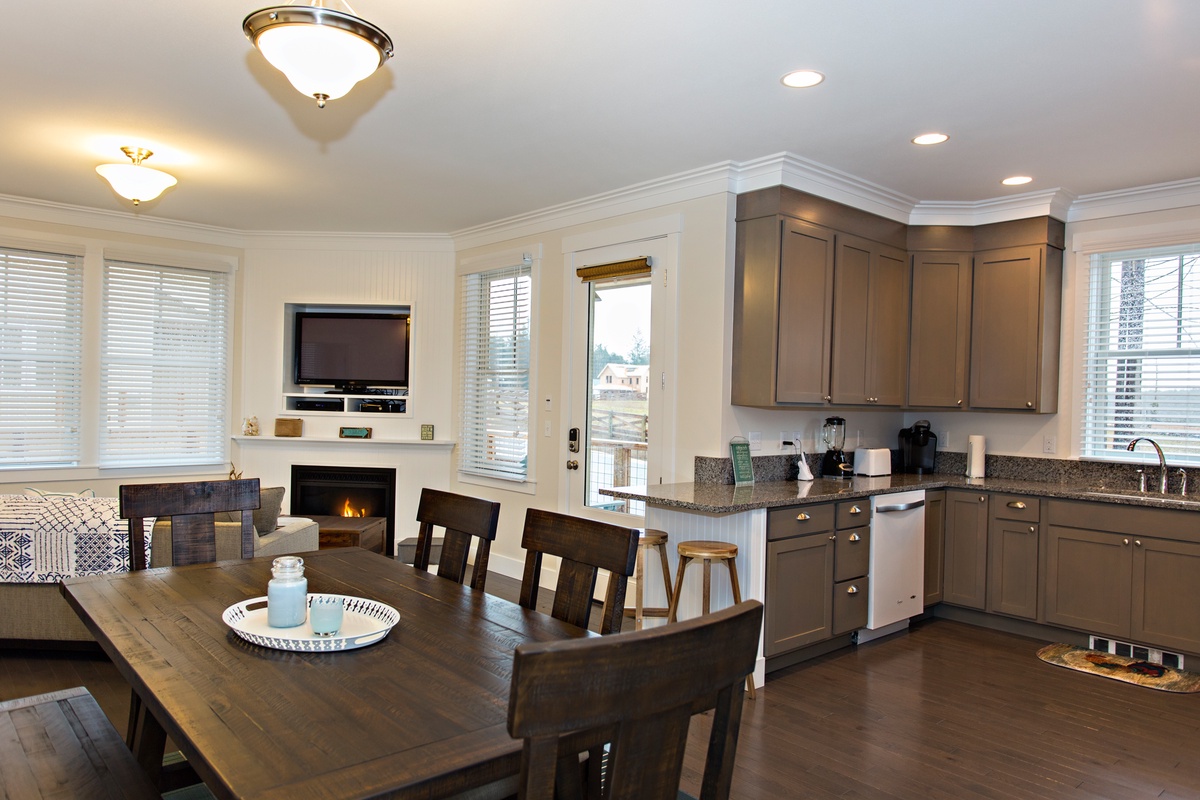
[779, 432, 793, 450]
[748, 431, 761, 452]
[1043, 435, 1057, 454]
[937, 430, 949, 450]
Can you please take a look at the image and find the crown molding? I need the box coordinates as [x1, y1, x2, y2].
[733, 152, 919, 223]
[910, 189, 1076, 227]
[1067, 177, 1200, 222]
[240, 230, 454, 252]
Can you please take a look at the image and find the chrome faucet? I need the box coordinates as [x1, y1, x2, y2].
[1127, 437, 1168, 494]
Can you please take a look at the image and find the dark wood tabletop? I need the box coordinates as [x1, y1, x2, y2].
[61, 547, 593, 799]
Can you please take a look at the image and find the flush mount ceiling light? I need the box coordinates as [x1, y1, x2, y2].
[781, 70, 825, 88]
[1002, 175, 1033, 186]
[95, 147, 178, 206]
[912, 132, 949, 146]
[243, 1, 394, 108]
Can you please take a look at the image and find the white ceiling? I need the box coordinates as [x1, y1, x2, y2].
[3, 1, 1199, 235]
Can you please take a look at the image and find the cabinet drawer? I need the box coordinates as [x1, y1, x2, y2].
[834, 527, 870, 582]
[992, 494, 1040, 523]
[832, 577, 869, 635]
[768, 503, 835, 540]
[836, 500, 869, 528]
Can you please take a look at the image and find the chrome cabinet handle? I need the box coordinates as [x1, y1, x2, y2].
[1007, 501, 1027, 509]
[846, 585, 859, 594]
[849, 505, 862, 515]
[848, 532, 861, 542]
[796, 512, 810, 521]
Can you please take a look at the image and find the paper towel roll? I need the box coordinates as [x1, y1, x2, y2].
[966, 435, 986, 478]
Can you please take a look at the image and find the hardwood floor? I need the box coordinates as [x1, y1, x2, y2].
[5, 578, 1198, 799]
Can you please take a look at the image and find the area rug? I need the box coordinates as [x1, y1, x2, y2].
[1037, 643, 1200, 693]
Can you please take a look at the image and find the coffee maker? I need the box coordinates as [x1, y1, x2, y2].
[899, 420, 937, 474]
[820, 416, 851, 478]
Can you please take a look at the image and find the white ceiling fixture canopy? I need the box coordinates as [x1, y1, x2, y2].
[95, 147, 177, 205]
[242, 0, 394, 109]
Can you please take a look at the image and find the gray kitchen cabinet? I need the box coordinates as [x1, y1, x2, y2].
[907, 251, 972, 408]
[829, 233, 910, 406]
[986, 495, 1040, 620]
[942, 489, 989, 609]
[1046, 500, 1200, 655]
[831, 500, 871, 634]
[969, 242, 1062, 412]
[765, 526, 834, 655]
[923, 490, 946, 606]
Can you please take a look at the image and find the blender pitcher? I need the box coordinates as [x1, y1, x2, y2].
[820, 416, 849, 477]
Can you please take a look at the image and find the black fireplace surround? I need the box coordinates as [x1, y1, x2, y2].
[290, 465, 397, 553]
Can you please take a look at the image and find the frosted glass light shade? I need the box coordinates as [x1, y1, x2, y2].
[243, 5, 394, 107]
[96, 163, 177, 205]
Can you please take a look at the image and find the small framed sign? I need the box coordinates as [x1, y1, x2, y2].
[420, 424, 435, 441]
[339, 426, 373, 439]
[730, 437, 754, 485]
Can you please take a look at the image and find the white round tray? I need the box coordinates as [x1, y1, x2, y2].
[222, 593, 400, 652]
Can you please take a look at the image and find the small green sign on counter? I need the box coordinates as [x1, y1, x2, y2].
[730, 437, 754, 485]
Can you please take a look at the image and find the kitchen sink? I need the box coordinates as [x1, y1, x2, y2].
[1082, 490, 1200, 508]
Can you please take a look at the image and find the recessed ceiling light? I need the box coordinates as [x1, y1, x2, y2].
[781, 70, 825, 88]
[1002, 176, 1033, 186]
[911, 133, 949, 146]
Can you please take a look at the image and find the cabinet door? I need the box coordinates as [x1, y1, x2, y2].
[765, 534, 834, 656]
[1132, 537, 1200, 655]
[908, 253, 971, 408]
[923, 490, 945, 606]
[942, 490, 989, 609]
[829, 235, 871, 404]
[775, 219, 836, 404]
[1044, 526, 1131, 637]
[987, 518, 1039, 619]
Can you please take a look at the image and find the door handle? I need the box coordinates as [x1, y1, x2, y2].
[795, 512, 811, 521]
[876, 500, 925, 513]
[848, 505, 862, 515]
[566, 460, 579, 470]
[848, 532, 861, 542]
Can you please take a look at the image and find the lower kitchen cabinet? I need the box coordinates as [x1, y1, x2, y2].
[765, 532, 833, 655]
[942, 490, 989, 609]
[1045, 525, 1135, 637]
[1133, 537, 1200, 655]
[923, 490, 945, 606]
[986, 495, 1040, 620]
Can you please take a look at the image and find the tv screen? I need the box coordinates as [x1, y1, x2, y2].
[294, 312, 409, 392]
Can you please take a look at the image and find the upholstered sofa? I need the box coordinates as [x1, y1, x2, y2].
[0, 490, 318, 644]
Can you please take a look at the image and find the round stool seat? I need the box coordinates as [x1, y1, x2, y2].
[639, 528, 669, 547]
[676, 540, 738, 561]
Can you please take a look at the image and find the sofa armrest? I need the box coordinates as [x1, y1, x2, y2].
[150, 518, 320, 567]
[254, 517, 319, 560]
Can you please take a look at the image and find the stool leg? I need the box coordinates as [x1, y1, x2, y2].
[667, 556, 689, 623]
[701, 558, 712, 616]
[633, 543, 646, 630]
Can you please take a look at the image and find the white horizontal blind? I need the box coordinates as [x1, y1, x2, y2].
[0, 246, 83, 467]
[1082, 245, 1200, 465]
[459, 263, 532, 481]
[100, 259, 231, 467]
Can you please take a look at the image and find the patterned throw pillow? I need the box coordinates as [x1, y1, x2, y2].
[23, 487, 96, 498]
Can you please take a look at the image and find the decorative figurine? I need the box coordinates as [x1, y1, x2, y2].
[243, 416, 260, 436]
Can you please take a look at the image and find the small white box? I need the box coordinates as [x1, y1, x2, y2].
[854, 448, 891, 477]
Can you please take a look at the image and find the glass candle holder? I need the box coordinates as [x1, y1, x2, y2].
[309, 595, 344, 637]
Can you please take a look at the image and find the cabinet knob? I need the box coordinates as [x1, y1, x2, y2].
[1134, 539, 1143, 547]
[829, 534, 837, 541]
[1007, 501, 1027, 510]
[846, 585, 859, 594]
[979, 496, 986, 502]
[1026, 401, 1034, 408]
[824, 395, 832, 402]
[796, 512, 810, 521]
[849, 505, 862, 515]
[848, 532, 861, 542]
[957, 399, 962, 406]
[1028, 526, 1036, 533]
[1123, 538, 1130, 546]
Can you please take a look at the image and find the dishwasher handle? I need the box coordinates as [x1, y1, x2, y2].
[875, 499, 925, 513]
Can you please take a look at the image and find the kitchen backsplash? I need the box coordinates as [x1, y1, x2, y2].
[695, 450, 1197, 494]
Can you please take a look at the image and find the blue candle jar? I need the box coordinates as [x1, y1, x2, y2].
[267, 556, 308, 628]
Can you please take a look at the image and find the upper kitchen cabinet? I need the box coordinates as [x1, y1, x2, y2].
[907, 226, 974, 409]
[732, 186, 906, 408]
[829, 233, 910, 406]
[969, 218, 1064, 413]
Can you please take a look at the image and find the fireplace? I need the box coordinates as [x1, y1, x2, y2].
[291, 465, 397, 554]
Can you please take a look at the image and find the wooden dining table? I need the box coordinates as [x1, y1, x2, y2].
[61, 547, 593, 799]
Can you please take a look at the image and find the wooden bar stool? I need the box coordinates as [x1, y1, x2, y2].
[622, 528, 674, 629]
[667, 539, 756, 698]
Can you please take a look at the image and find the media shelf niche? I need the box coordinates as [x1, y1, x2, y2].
[282, 302, 412, 418]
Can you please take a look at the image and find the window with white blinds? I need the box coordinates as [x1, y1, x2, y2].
[459, 263, 532, 482]
[0, 246, 83, 467]
[100, 258, 231, 467]
[1082, 244, 1200, 465]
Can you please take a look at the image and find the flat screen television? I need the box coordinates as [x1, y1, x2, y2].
[294, 311, 409, 393]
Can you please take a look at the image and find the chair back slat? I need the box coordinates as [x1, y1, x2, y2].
[412, 488, 501, 591]
[509, 600, 763, 800]
[120, 479, 260, 570]
[518, 509, 639, 635]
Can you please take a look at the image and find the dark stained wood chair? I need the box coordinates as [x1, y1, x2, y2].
[518, 509, 639, 635]
[120, 478, 261, 571]
[507, 599, 764, 800]
[411, 487, 501, 592]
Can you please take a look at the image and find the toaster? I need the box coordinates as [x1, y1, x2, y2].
[854, 448, 892, 477]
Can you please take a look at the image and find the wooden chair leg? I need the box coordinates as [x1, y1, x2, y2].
[633, 542, 646, 629]
[654, 541, 673, 603]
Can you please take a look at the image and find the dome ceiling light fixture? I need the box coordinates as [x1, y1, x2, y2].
[243, 1, 394, 109]
[1002, 175, 1033, 186]
[911, 132, 949, 145]
[95, 147, 178, 206]
[781, 70, 825, 88]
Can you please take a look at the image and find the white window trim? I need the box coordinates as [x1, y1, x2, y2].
[456, 244, 541, 495]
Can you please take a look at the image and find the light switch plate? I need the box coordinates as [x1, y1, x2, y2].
[748, 431, 761, 452]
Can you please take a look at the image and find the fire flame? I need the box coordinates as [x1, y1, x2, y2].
[341, 498, 366, 518]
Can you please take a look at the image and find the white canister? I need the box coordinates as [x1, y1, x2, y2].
[966, 435, 986, 478]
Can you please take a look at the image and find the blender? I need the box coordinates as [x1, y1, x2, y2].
[820, 416, 851, 478]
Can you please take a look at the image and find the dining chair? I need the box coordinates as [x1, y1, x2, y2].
[120, 478, 262, 571]
[517, 509, 639, 635]
[507, 599, 764, 800]
[411, 487, 501, 592]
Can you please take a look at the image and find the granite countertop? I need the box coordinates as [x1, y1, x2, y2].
[602, 473, 1200, 514]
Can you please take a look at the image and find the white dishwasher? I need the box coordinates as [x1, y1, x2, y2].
[865, 489, 926, 633]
